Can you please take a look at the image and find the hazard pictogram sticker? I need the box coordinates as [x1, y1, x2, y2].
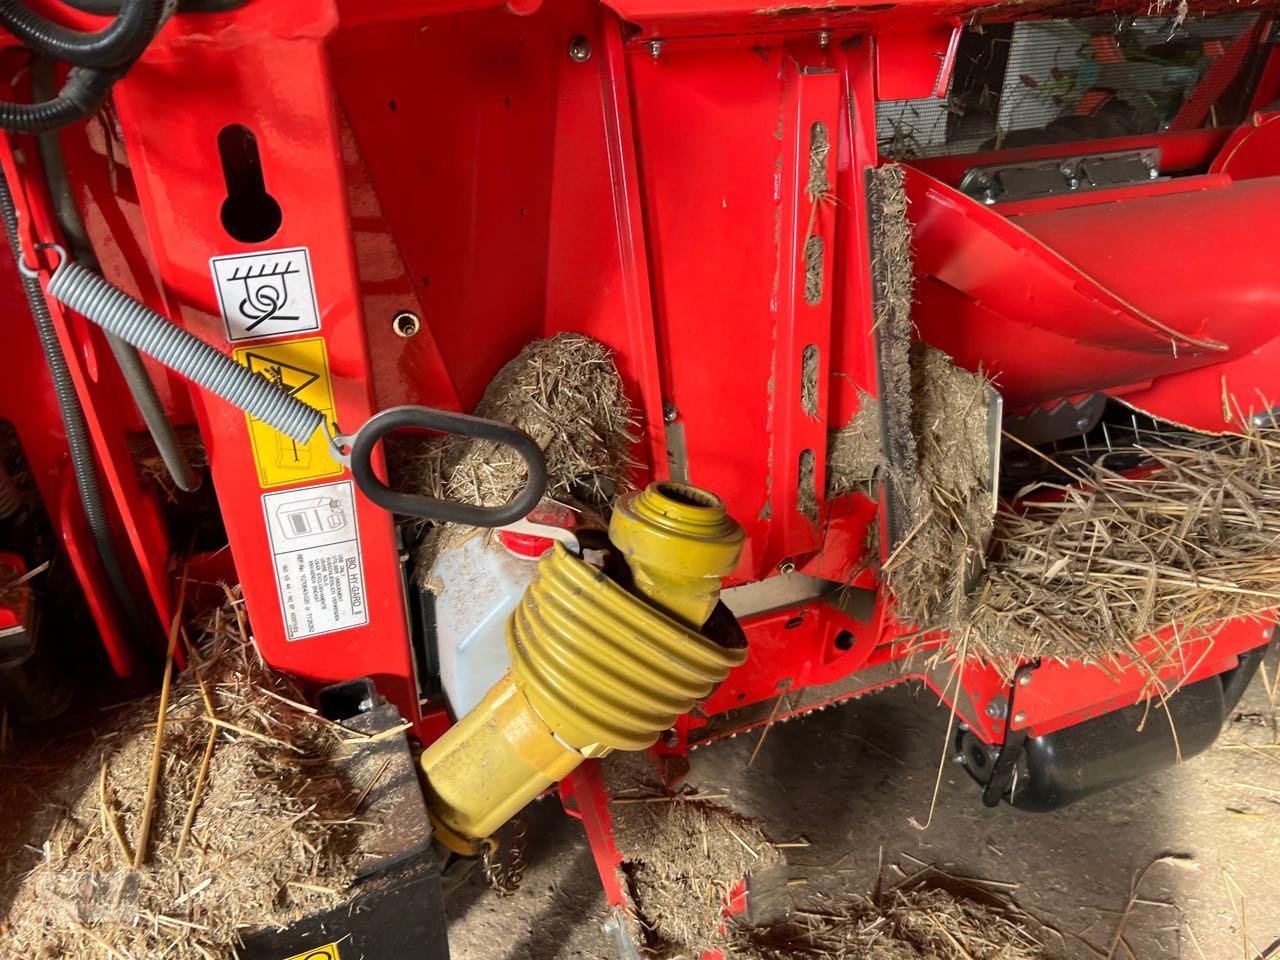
[233, 337, 342, 488]
[212, 247, 320, 342]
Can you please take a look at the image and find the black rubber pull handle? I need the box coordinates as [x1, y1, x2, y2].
[350, 405, 547, 526]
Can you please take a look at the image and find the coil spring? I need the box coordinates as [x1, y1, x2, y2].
[46, 258, 326, 445]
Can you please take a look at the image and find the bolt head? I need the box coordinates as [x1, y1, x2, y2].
[649, 39, 663, 58]
[1013, 710, 1027, 725]
[778, 560, 796, 574]
[662, 401, 679, 423]
[1018, 673, 1032, 687]
[817, 29, 831, 48]
[1074, 416, 1091, 432]
[568, 35, 592, 61]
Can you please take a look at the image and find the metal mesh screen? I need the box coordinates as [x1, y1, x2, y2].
[877, 12, 1262, 159]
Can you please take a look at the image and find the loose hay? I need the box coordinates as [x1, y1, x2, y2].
[0, 595, 366, 959]
[731, 878, 1048, 959]
[882, 345, 994, 637]
[867, 164, 918, 522]
[954, 425, 1280, 671]
[857, 158, 1279, 675]
[614, 797, 781, 956]
[827, 391, 883, 500]
[408, 332, 636, 512]
[606, 756, 782, 957]
[409, 333, 637, 587]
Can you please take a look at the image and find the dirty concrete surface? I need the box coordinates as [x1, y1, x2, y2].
[446, 647, 1280, 959]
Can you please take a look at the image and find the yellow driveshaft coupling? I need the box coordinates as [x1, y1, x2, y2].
[420, 482, 746, 853]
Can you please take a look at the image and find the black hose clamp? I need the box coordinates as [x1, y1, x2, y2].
[347, 405, 547, 526]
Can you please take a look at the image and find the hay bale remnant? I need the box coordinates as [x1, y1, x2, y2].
[864, 161, 996, 638]
[867, 163, 919, 528]
[605, 755, 782, 957]
[410, 332, 637, 588]
[731, 877, 1049, 959]
[0, 596, 367, 960]
[827, 391, 884, 500]
[614, 797, 781, 956]
[960, 425, 1280, 670]
[882, 344, 994, 636]
[408, 332, 637, 513]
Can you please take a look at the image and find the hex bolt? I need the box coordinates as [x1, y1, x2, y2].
[1074, 416, 1091, 432]
[1018, 673, 1032, 687]
[817, 29, 831, 48]
[663, 401, 679, 423]
[568, 35, 592, 62]
[778, 560, 797, 574]
[1013, 710, 1027, 725]
[985, 696, 1008, 718]
[392, 311, 421, 338]
[649, 39, 664, 59]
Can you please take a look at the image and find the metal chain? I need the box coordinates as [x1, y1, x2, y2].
[482, 814, 527, 895]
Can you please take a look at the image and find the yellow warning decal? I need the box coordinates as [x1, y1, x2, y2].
[282, 943, 342, 960]
[233, 337, 343, 489]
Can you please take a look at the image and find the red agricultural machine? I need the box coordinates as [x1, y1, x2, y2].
[0, 0, 1277, 955]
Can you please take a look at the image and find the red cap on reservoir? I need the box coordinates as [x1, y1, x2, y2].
[498, 504, 576, 558]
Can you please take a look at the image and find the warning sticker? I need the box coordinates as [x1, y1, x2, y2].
[233, 338, 343, 488]
[262, 480, 368, 641]
[281, 944, 343, 960]
[211, 247, 320, 342]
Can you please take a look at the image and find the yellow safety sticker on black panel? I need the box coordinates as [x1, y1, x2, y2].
[233, 337, 343, 488]
[282, 944, 342, 960]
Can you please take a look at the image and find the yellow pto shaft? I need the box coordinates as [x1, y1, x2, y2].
[420, 482, 745, 854]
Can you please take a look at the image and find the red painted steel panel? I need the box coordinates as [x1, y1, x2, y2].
[106, 2, 424, 730]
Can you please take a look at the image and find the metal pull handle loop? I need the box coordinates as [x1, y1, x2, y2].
[349, 405, 547, 526]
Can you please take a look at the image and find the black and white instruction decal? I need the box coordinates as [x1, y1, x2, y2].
[211, 247, 320, 342]
[262, 481, 368, 640]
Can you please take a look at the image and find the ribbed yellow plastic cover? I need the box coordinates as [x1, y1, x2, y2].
[507, 543, 746, 753]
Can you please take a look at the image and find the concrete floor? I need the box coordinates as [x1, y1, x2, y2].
[446, 650, 1280, 960]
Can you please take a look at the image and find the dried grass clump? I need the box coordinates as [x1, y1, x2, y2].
[868, 164, 918, 517]
[957, 426, 1280, 671]
[732, 881, 1047, 959]
[608, 776, 781, 956]
[883, 345, 993, 635]
[827, 392, 883, 500]
[0, 595, 368, 960]
[409, 333, 637, 587]
[408, 332, 636, 513]
[867, 164, 995, 634]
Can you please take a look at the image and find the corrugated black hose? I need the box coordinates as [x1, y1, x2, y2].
[0, 168, 142, 632]
[32, 59, 199, 493]
[0, 0, 166, 69]
[61, 0, 247, 13]
[0, 65, 118, 133]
